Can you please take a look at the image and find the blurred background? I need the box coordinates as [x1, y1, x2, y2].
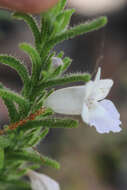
[0, 0, 127, 189]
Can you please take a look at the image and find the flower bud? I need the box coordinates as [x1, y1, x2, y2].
[52, 57, 64, 69]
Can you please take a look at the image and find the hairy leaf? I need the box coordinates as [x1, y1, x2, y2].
[0, 55, 30, 95]
[49, 16, 107, 46]
[19, 43, 41, 84]
[38, 73, 91, 90]
[13, 13, 41, 51]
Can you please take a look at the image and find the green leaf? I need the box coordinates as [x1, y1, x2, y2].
[38, 128, 49, 139]
[41, 155, 60, 169]
[43, 52, 55, 71]
[40, 14, 53, 45]
[51, 0, 66, 15]
[50, 65, 63, 78]
[22, 118, 78, 130]
[19, 43, 41, 84]
[0, 148, 4, 170]
[0, 84, 20, 122]
[13, 12, 41, 51]
[6, 150, 60, 169]
[3, 98, 20, 123]
[0, 55, 30, 93]
[59, 0, 67, 10]
[61, 56, 72, 72]
[0, 136, 10, 148]
[58, 9, 75, 31]
[52, 9, 75, 35]
[28, 128, 49, 146]
[0, 179, 31, 190]
[20, 128, 49, 148]
[49, 16, 108, 46]
[38, 73, 91, 90]
[57, 51, 64, 58]
[0, 89, 29, 111]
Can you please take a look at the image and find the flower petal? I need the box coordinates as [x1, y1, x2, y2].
[84, 81, 94, 99]
[99, 99, 120, 120]
[87, 101, 121, 134]
[95, 67, 101, 81]
[27, 170, 60, 190]
[81, 103, 89, 124]
[92, 79, 114, 101]
[45, 86, 86, 115]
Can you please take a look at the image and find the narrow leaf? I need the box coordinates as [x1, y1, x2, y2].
[0, 84, 20, 122]
[57, 51, 64, 58]
[59, 0, 67, 10]
[49, 16, 107, 46]
[21, 118, 78, 130]
[53, 9, 75, 34]
[3, 98, 20, 123]
[0, 136, 10, 148]
[38, 73, 91, 89]
[13, 13, 41, 51]
[29, 128, 49, 146]
[0, 89, 29, 110]
[52, 0, 66, 15]
[6, 150, 60, 169]
[0, 55, 30, 91]
[0, 148, 4, 170]
[62, 56, 72, 71]
[1, 179, 31, 190]
[40, 15, 52, 45]
[19, 43, 41, 84]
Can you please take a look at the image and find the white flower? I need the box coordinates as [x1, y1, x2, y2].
[27, 170, 60, 190]
[45, 67, 122, 134]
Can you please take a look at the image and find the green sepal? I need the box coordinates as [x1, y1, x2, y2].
[49, 65, 63, 78]
[13, 12, 41, 51]
[57, 51, 64, 58]
[61, 56, 72, 72]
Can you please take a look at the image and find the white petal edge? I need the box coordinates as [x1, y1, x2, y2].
[99, 99, 121, 120]
[95, 67, 101, 81]
[45, 86, 86, 115]
[27, 170, 60, 190]
[92, 79, 114, 101]
[83, 81, 95, 100]
[81, 103, 89, 124]
[87, 101, 121, 134]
